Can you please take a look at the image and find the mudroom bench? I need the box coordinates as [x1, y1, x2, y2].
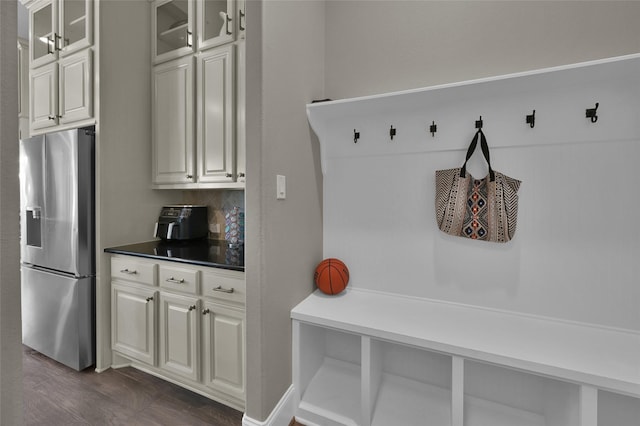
[291, 288, 640, 426]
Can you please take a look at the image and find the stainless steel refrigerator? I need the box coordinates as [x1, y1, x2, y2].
[19, 126, 95, 371]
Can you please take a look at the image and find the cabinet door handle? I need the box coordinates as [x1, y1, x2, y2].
[46, 36, 54, 54]
[213, 285, 234, 294]
[225, 13, 232, 35]
[55, 33, 62, 51]
[202, 308, 210, 315]
[120, 268, 138, 275]
[225, 173, 233, 178]
[188, 305, 197, 311]
[166, 277, 185, 284]
[146, 296, 154, 302]
[239, 9, 245, 31]
[238, 172, 245, 178]
[48, 115, 56, 121]
[186, 174, 193, 180]
[186, 31, 193, 48]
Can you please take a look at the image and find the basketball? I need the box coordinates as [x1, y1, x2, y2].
[314, 258, 349, 295]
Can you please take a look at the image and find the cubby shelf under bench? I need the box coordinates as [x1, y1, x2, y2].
[291, 288, 640, 426]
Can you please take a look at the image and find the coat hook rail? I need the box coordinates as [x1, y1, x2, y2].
[390, 125, 397, 141]
[354, 129, 360, 143]
[429, 121, 437, 137]
[526, 110, 536, 128]
[586, 103, 599, 123]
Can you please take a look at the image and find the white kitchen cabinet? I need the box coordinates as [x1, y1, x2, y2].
[152, 0, 237, 64]
[18, 39, 30, 139]
[111, 283, 158, 366]
[110, 254, 246, 411]
[110, 256, 158, 366]
[202, 300, 245, 401]
[153, 45, 238, 187]
[153, 0, 194, 64]
[29, 0, 92, 69]
[29, 61, 57, 131]
[196, 45, 235, 183]
[152, 55, 195, 185]
[159, 292, 201, 381]
[29, 48, 92, 132]
[26, 0, 93, 134]
[196, 0, 236, 52]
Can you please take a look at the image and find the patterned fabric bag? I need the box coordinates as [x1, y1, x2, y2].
[435, 129, 521, 243]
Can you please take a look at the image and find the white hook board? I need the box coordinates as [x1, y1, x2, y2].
[307, 54, 640, 331]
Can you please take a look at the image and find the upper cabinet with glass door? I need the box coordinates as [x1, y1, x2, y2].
[153, 0, 195, 64]
[29, 0, 93, 69]
[153, 0, 237, 64]
[197, 0, 236, 51]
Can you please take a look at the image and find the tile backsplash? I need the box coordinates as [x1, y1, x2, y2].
[182, 190, 245, 240]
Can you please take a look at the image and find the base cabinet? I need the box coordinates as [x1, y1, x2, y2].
[110, 254, 245, 410]
[159, 292, 200, 381]
[111, 283, 157, 366]
[202, 300, 245, 401]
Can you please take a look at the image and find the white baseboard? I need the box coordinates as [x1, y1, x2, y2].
[242, 385, 295, 426]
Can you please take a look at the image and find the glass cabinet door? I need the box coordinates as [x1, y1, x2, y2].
[198, 0, 235, 51]
[154, 0, 194, 63]
[59, 0, 92, 56]
[31, 1, 57, 67]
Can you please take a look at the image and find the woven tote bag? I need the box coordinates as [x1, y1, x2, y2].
[435, 129, 521, 243]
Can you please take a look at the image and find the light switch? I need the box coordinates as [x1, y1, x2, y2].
[277, 175, 286, 199]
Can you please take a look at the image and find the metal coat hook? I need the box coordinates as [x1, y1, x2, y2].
[354, 129, 360, 143]
[475, 116, 483, 129]
[429, 121, 437, 137]
[586, 103, 599, 123]
[389, 125, 397, 140]
[526, 110, 536, 128]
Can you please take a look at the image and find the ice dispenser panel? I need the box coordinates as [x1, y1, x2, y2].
[26, 208, 42, 247]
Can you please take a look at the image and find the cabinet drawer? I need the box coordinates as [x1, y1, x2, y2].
[202, 269, 245, 305]
[159, 265, 199, 294]
[111, 256, 157, 286]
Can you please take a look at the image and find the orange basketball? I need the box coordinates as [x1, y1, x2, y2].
[314, 258, 349, 295]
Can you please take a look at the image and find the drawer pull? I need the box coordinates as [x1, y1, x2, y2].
[166, 277, 185, 284]
[213, 286, 234, 294]
[202, 308, 210, 315]
[120, 268, 138, 275]
[188, 305, 197, 311]
[146, 296, 154, 302]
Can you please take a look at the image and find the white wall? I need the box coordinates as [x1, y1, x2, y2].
[0, 0, 23, 422]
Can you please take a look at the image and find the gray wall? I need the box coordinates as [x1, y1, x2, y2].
[245, 0, 325, 421]
[325, 1, 640, 99]
[246, 0, 640, 421]
[0, 0, 23, 423]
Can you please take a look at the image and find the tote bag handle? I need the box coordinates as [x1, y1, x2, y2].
[460, 129, 495, 182]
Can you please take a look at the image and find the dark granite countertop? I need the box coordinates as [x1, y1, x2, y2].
[104, 239, 244, 271]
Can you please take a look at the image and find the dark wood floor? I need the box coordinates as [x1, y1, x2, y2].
[23, 346, 244, 425]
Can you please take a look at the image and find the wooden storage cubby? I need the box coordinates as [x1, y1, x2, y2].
[464, 360, 580, 426]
